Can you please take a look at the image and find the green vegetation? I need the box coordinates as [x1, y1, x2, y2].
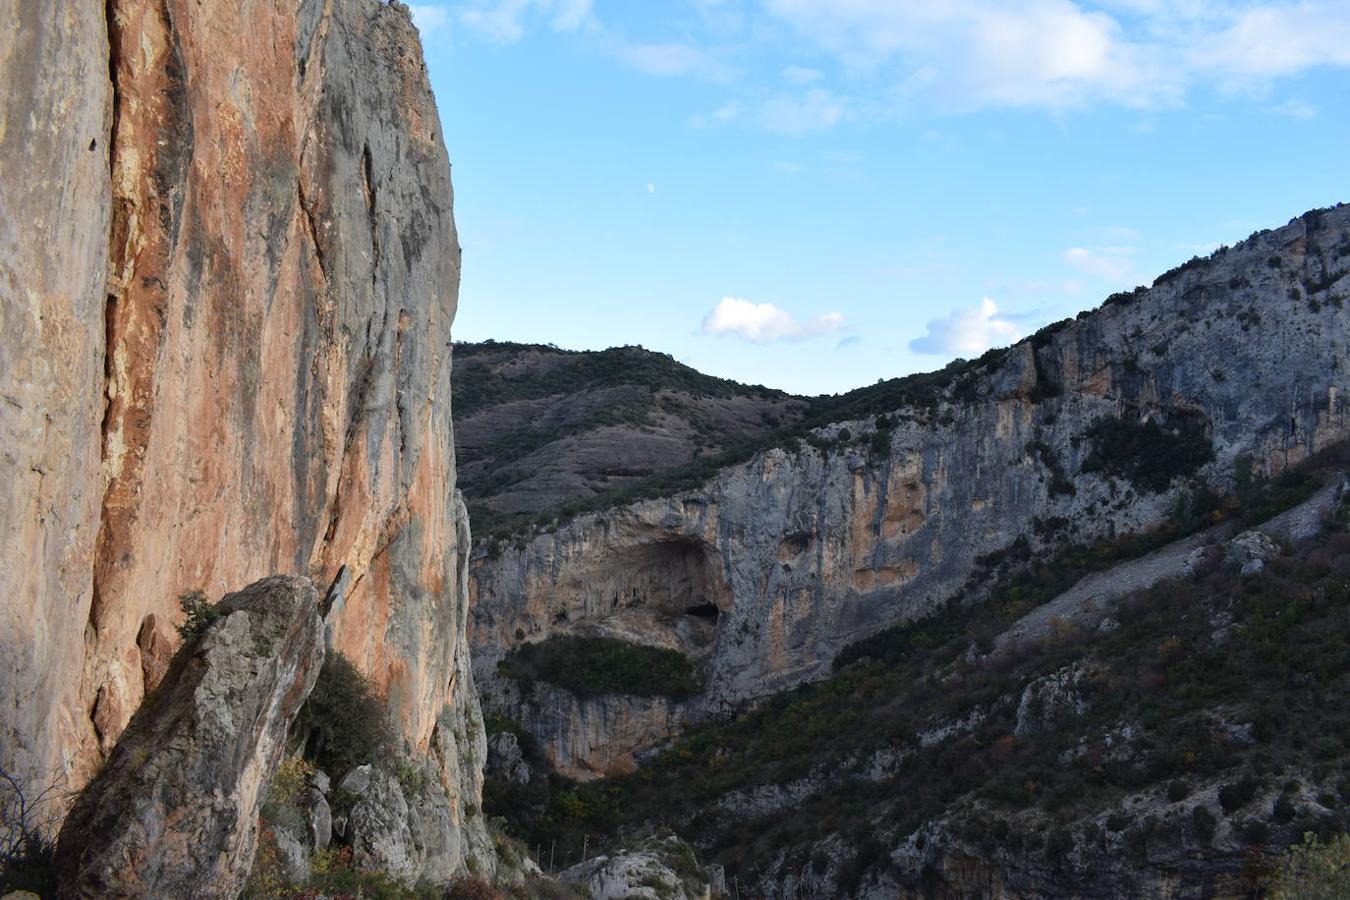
[1079, 415, 1214, 493]
[1268, 833, 1350, 899]
[500, 636, 702, 700]
[485, 468, 1350, 888]
[175, 589, 220, 640]
[453, 341, 787, 418]
[292, 651, 394, 779]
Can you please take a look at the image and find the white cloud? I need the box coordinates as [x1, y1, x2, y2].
[763, 0, 1170, 110]
[759, 89, 845, 134]
[458, 0, 592, 42]
[1064, 245, 1135, 280]
[908, 297, 1021, 355]
[688, 100, 741, 128]
[781, 64, 823, 84]
[647, 183, 656, 194]
[410, 5, 450, 32]
[701, 297, 846, 343]
[1266, 98, 1318, 119]
[759, 0, 1350, 112]
[613, 41, 731, 78]
[1189, 2, 1350, 81]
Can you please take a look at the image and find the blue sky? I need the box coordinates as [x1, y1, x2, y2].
[410, 0, 1350, 395]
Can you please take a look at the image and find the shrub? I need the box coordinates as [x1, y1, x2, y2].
[1268, 833, 1350, 899]
[0, 767, 61, 896]
[1242, 819, 1271, 846]
[1191, 806, 1217, 844]
[293, 652, 395, 778]
[1045, 827, 1075, 860]
[499, 636, 702, 700]
[1079, 415, 1214, 493]
[175, 589, 219, 640]
[1220, 778, 1260, 814]
[1167, 780, 1191, 802]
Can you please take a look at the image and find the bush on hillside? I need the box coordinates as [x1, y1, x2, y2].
[1080, 415, 1214, 493]
[499, 636, 702, 700]
[293, 652, 394, 778]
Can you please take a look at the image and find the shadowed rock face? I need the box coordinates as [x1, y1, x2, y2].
[0, 2, 485, 867]
[53, 576, 324, 900]
[471, 206, 1350, 778]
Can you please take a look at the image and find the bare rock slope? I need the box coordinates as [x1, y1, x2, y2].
[0, 0, 486, 871]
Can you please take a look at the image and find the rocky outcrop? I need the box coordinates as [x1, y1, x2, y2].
[559, 833, 721, 900]
[0, 1, 487, 873]
[471, 206, 1350, 776]
[53, 576, 324, 899]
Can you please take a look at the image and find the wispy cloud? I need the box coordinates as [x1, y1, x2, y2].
[1063, 245, 1135, 280]
[761, 0, 1350, 112]
[410, 5, 451, 33]
[613, 41, 732, 79]
[701, 297, 846, 342]
[1266, 98, 1318, 119]
[450, 1, 1350, 125]
[759, 89, 845, 134]
[457, 0, 592, 42]
[909, 297, 1021, 355]
[781, 64, 823, 84]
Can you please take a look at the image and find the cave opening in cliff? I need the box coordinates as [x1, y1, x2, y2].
[559, 537, 730, 652]
[684, 602, 720, 621]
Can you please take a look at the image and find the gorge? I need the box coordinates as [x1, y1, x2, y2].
[2, 2, 1349, 898]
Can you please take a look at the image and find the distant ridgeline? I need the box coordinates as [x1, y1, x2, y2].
[455, 203, 1350, 542]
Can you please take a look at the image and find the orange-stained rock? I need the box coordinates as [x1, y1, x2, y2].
[1, 0, 488, 871]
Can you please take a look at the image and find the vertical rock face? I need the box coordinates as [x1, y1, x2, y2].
[0, 0, 485, 867]
[471, 207, 1350, 776]
[0, 0, 111, 798]
[54, 576, 324, 899]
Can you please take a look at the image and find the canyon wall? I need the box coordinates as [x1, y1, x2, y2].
[471, 207, 1350, 778]
[0, 0, 486, 866]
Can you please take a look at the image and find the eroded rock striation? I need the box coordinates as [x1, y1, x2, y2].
[471, 206, 1350, 778]
[53, 576, 324, 899]
[0, 0, 487, 873]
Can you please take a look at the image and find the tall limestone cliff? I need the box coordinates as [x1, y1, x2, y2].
[470, 206, 1350, 779]
[0, 0, 487, 868]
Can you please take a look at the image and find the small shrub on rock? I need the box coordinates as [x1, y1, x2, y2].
[175, 589, 220, 640]
[1191, 805, 1217, 844]
[293, 652, 394, 778]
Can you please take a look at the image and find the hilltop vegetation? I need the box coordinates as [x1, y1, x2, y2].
[454, 343, 1018, 540]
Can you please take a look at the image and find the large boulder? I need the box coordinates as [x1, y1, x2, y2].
[560, 833, 714, 900]
[486, 732, 531, 785]
[54, 576, 324, 899]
